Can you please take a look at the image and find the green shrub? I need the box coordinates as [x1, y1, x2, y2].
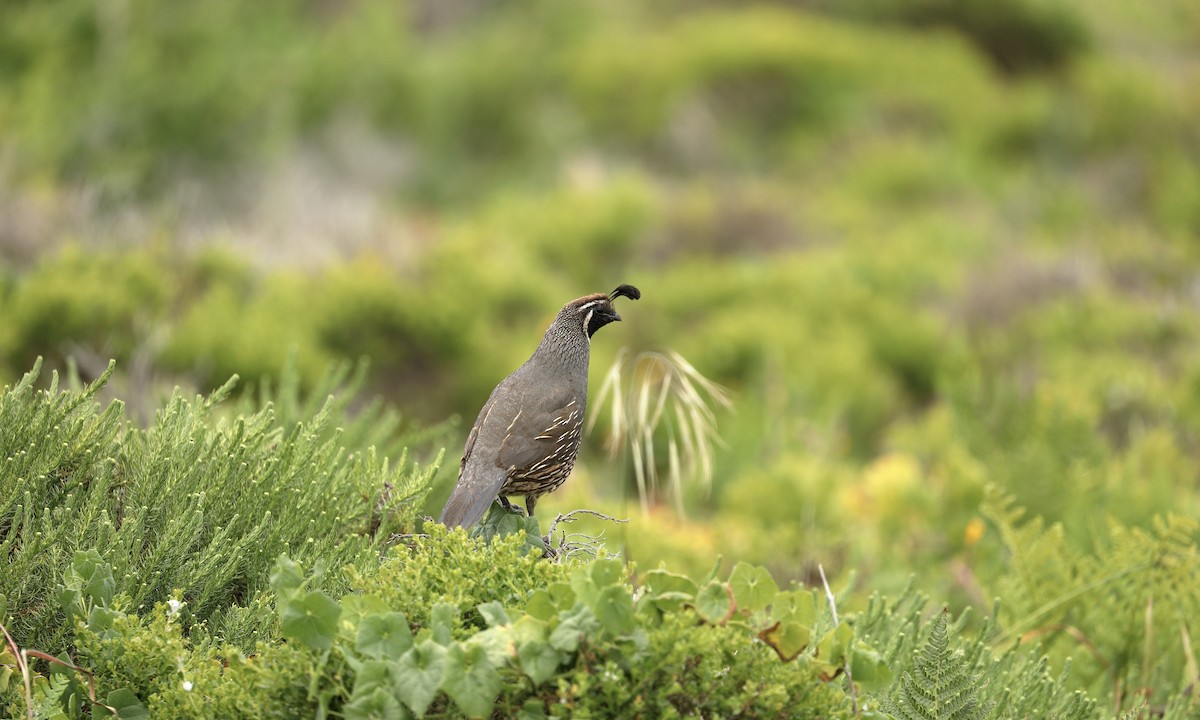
[345, 527, 568, 637]
[981, 490, 1200, 712]
[0, 358, 438, 652]
[861, 599, 1099, 720]
[0, 245, 172, 375]
[810, 0, 1091, 75]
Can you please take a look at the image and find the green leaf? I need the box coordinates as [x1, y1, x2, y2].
[472, 504, 545, 555]
[634, 594, 663, 626]
[78, 550, 115, 607]
[430, 603, 458, 645]
[518, 634, 561, 686]
[590, 558, 625, 588]
[351, 660, 396, 698]
[758, 621, 811, 662]
[347, 661, 411, 720]
[517, 700, 550, 720]
[441, 643, 502, 719]
[395, 641, 446, 717]
[548, 582, 576, 610]
[88, 605, 121, 639]
[281, 590, 341, 651]
[357, 612, 413, 660]
[569, 568, 600, 607]
[594, 586, 636, 636]
[882, 611, 984, 718]
[816, 623, 854, 667]
[341, 594, 392, 625]
[694, 581, 735, 625]
[850, 643, 893, 690]
[525, 590, 557, 622]
[650, 591, 694, 606]
[642, 569, 697, 600]
[469, 626, 516, 668]
[105, 688, 149, 719]
[477, 601, 510, 628]
[549, 603, 599, 653]
[59, 586, 84, 620]
[269, 555, 304, 599]
[62, 550, 115, 613]
[772, 589, 817, 626]
[343, 687, 409, 720]
[512, 615, 548, 644]
[729, 562, 779, 614]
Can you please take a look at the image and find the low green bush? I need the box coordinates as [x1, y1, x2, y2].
[0, 358, 438, 653]
[9, 359, 1200, 718]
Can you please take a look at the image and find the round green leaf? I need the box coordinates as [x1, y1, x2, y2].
[351, 660, 396, 698]
[344, 687, 409, 720]
[518, 638, 562, 686]
[694, 581, 735, 625]
[594, 585, 636, 636]
[525, 590, 557, 622]
[549, 604, 599, 653]
[850, 643, 894, 690]
[758, 620, 811, 662]
[356, 612, 413, 660]
[590, 558, 625, 588]
[430, 603, 458, 646]
[71, 550, 115, 607]
[105, 688, 148, 719]
[269, 555, 304, 598]
[771, 589, 817, 626]
[816, 623, 854, 668]
[341, 594, 392, 628]
[476, 601, 511, 628]
[281, 590, 341, 652]
[729, 561, 779, 614]
[472, 505, 545, 555]
[548, 582, 576, 610]
[642, 569, 697, 600]
[441, 643, 502, 719]
[395, 641, 446, 717]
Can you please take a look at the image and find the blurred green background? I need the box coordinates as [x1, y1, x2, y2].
[2, 0, 1199, 618]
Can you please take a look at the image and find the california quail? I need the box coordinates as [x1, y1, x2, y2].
[440, 284, 641, 529]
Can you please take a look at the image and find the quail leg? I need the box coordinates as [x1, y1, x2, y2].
[498, 496, 525, 515]
[524, 495, 538, 517]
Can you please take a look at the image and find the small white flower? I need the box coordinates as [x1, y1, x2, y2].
[182, 681, 193, 692]
[167, 599, 184, 618]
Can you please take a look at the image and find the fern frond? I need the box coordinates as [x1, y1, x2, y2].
[884, 610, 991, 720]
[981, 489, 1200, 712]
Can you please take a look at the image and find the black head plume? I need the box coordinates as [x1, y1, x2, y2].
[610, 284, 641, 302]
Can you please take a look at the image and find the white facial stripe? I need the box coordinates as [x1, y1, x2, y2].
[582, 309, 595, 335]
[577, 300, 602, 313]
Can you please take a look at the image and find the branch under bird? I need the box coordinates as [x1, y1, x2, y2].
[439, 284, 641, 530]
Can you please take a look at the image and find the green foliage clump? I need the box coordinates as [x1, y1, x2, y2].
[0, 358, 437, 653]
[811, 0, 1092, 75]
[884, 611, 991, 720]
[7, 528, 863, 718]
[3, 0, 1200, 713]
[856, 587, 1099, 719]
[544, 610, 851, 719]
[302, 536, 863, 719]
[0, 246, 173, 374]
[982, 490, 1200, 713]
[346, 526, 568, 636]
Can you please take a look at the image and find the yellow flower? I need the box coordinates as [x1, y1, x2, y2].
[963, 517, 985, 546]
